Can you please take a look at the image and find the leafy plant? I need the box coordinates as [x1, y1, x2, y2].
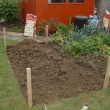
[36, 20, 48, 36]
[70, 24, 104, 42]
[48, 18, 59, 34]
[62, 42, 82, 56]
[53, 23, 76, 42]
[54, 23, 105, 44]
[36, 18, 60, 36]
[53, 21, 110, 57]
[103, 34, 110, 46]
[0, 0, 21, 23]
[62, 35, 110, 57]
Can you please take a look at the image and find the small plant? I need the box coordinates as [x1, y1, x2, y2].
[103, 34, 110, 46]
[36, 18, 60, 36]
[48, 18, 59, 34]
[12, 26, 22, 33]
[0, 0, 21, 23]
[36, 20, 48, 36]
[53, 23, 76, 42]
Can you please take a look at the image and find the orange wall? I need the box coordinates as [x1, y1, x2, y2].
[23, 0, 36, 22]
[24, 0, 94, 25]
[18, 0, 24, 20]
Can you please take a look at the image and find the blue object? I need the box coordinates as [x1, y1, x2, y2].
[88, 16, 99, 26]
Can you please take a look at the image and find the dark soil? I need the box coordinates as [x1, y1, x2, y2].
[6, 39, 108, 105]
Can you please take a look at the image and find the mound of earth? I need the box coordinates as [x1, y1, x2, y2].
[7, 39, 108, 105]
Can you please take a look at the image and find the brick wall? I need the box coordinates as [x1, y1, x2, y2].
[95, 0, 110, 20]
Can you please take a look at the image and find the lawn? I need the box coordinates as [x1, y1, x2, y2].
[0, 38, 110, 110]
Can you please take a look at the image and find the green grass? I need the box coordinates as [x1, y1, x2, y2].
[0, 38, 110, 110]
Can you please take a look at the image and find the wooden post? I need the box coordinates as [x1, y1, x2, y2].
[103, 56, 110, 89]
[44, 105, 48, 110]
[45, 25, 48, 45]
[26, 68, 33, 107]
[3, 28, 6, 50]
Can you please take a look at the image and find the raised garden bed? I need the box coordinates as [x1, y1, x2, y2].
[6, 39, 108, 105]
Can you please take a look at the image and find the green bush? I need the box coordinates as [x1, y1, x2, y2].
[69, 24, 103, 42]
[0, 0, 21, 23]
[53, 23, 110, 56]
[62, 35, 110, 56]
[53, 23, 76, 42]
[97, 33, 110, 46]
[103, 34, 110, 46]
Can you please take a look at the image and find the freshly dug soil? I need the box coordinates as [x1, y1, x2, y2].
[7, 39, 108, 105]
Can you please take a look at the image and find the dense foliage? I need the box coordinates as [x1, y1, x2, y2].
[53, 23, 110, 57]
[53, 23, 76, 42]
[0, 0, 21, 23]
[62, 34, 110, 56]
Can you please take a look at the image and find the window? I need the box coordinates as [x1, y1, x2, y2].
[69, 0, 84, 3]
[48, 0, 66, 3]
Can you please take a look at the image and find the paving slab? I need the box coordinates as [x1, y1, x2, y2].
[0, 31, 53, 43]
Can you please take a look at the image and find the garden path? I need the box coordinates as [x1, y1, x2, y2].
[0, 31, 52, 43]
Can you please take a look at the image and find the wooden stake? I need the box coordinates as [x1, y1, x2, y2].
[103, 56, 110, 89]
[45, 25, 48, 45]
[26, 68, 33, 107]
[3, 28, 6, 50]
[44, 105, 48, 110]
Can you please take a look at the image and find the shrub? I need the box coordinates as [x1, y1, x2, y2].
[36, 18, 60, 36]
[62, 35, 110, 56]
[36, 20, 48, 36]
[54, 24, 105, 43]
[103, 34, 110, 46]
[0, 0, 21, 23]
[48, 18, 59, 34]
[53, 23, 76, 42]
[69, 24, 103, 42]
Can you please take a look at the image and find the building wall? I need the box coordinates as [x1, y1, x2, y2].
[23, 0, 36, 22]
[36, 0, 94, 25]
[24, 0, 94, 25]
[95, 0, 110, 19]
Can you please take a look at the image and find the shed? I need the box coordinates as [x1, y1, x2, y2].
[23, 0, 94, 25]
[95, 0, 110, 19]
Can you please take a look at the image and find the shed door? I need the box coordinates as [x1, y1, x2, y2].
[23, 0, 36, 21]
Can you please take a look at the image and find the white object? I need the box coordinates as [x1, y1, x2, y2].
[106, 10, 110, 15]
[24, 20, 35, 37]
[48, 0, 51, 3]
[81, 105, 88, 110]
[24, 23, 34, 37]
[24, 14, 37, 37]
